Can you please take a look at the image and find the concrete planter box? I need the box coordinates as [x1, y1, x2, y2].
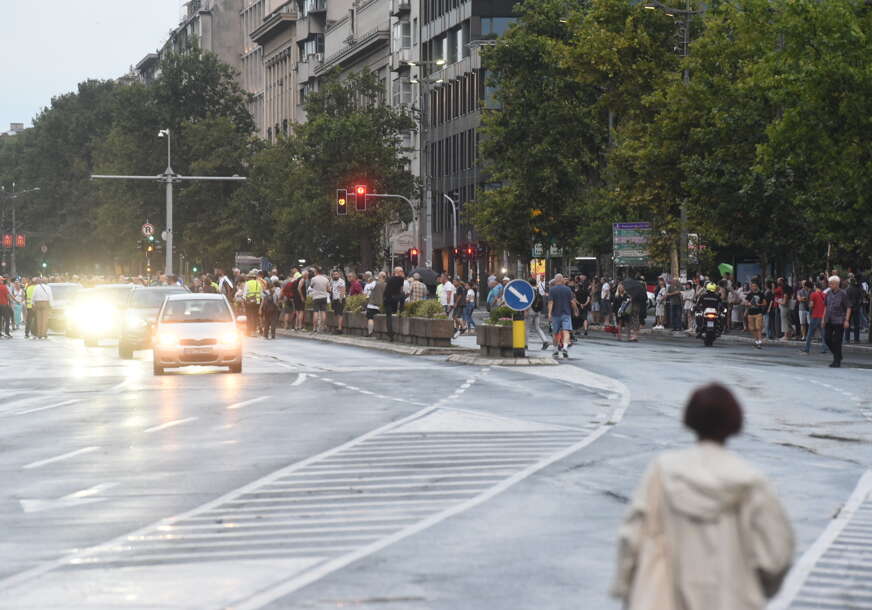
[477, 323, 518, 357]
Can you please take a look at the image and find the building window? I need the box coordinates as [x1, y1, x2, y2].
[393, 20, 411, 50]
[392, 77, 413, 107]
[480, 17, 517, 39]
[413, 18, 418, 45]
[298, 34, 324, 58]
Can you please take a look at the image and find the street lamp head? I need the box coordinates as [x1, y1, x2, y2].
[410, 78, 420, 84]
[158, 129, 169, 138]
[406, 61, 417, 67]
[435, 78, 444, 84]
[435, 58, 446, 66]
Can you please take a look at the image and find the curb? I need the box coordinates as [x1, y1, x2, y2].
[447, 354, 558, 367]
[275, 329, 476, 356]
[585, 326, 872, 353]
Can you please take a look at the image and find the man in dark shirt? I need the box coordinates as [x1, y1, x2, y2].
[548, 274, 575, 359]
[824, 275, 851, 367]
[383, 267, 406, 342]
[574, 279, 591, 337]
[744, 281, 768, 348]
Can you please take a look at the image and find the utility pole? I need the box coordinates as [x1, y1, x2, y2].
[91, 128, 246, 276]
[1, 182, 39, 277]
[443, 192, 458, 276]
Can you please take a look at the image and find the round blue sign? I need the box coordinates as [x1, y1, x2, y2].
[503, 279, 536, 312]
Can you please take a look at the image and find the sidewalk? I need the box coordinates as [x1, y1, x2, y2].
[583, 324, 872, 353]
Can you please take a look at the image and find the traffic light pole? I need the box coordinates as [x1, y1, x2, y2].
[91, 128, 246, 276]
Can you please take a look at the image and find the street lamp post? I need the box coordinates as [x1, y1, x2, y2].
[409, 59, 446, 269]
[91, 128, 247, 276]
[443, 192, 458, 250]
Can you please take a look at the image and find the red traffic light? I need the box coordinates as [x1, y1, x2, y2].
[2, 234, 12, 249]
[410, 248, 419, 256]
[16, 234, 25, 248]
[355, 185, 366, 196]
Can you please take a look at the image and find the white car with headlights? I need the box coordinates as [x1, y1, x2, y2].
[66, 284, 133, 345]
[152, 294, 243, 375]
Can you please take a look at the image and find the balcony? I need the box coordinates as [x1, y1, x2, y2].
[303, 0, 327, 14]
[251, 4, 298, 45]
[391, 0, 410, 15]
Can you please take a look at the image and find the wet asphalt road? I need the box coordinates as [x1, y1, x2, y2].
[0, 328, 869, 609]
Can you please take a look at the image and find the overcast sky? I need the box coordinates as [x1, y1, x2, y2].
[1, 0, 185, 130]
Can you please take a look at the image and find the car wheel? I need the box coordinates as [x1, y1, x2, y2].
[229, 361, 242, 374]
[118, 342, 134, 359]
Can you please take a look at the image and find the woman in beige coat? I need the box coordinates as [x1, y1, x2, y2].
[612, 383, 795, 610]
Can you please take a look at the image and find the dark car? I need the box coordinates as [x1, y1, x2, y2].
[118, 285, 189, 359]
[67, 284, 134, 345]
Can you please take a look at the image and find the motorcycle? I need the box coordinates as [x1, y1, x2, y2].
[696, 305, 725, 347]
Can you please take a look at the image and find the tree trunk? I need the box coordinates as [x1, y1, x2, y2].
[670, 240, 679, 280]
[360, 234, 374, 272]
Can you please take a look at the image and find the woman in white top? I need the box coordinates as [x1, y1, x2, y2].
[681, 282, 695, 332]
[612, 384, 794, 610]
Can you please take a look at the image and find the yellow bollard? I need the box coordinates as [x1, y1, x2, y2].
[512, 312, 526, 358]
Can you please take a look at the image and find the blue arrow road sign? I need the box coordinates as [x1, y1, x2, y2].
[503, 279, 536, 312]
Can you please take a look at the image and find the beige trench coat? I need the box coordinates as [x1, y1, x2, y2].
[611, 442, 795, 610]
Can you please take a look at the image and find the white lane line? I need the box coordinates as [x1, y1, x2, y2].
[13, 399, 80, 416]
[231, 366, 630, 610]
[291, 373, 308, 386]
[20, 482, 118, 514]
[22, 446, 100, 470]
[227, 396, 272, 410]
[143, 417, 199, 433]
[769, 470, 872, 610]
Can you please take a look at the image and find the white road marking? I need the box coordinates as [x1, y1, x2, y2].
[769, 470, 872, 610]
[13, 399, 79, 416]
[22, 446, 100, 470]
[19, 482, 118, 514]
[291, 373, 308, 386]
[227, 396, 271, 410]
[143, 417, 198, 433]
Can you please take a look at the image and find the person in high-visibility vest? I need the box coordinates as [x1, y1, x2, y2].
[24, 278, 37, 338]
[243, 269, 261, 337]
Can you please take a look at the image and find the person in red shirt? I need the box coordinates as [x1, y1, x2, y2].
[802, 281, 828, 354]
[347, 272, 363, 296]
[0, 277, 11, 338]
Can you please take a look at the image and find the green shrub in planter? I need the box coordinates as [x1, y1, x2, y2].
[489, 305, 514, 323]
[345, 294, 367, 314]
[416, 299, 444, 319]
[401, 300, 420, 317]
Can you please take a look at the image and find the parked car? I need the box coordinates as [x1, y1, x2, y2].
[66, 284, 134, 346]
[46, 283, 83, 332]
[152, 293, 243, 375]
[118, 286, 189, 359]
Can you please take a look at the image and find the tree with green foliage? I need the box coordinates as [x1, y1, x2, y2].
[472, 0, 679, 265]
[244, 70, 416, 270]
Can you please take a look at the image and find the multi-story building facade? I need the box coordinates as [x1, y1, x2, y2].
[135, 0, 243, 89]
[131, 0, 517, 276]
[240, 0, 267, 134]
[411, 0, 515, 277]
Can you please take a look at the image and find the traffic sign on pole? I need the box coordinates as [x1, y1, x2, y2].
[142, 223, 155, 237]
[503, 279, 536, 312]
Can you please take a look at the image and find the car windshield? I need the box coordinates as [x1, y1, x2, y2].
[49, 285, 80, 302]
[132, 289, 187, 309]
[160, 299, 232, 323]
